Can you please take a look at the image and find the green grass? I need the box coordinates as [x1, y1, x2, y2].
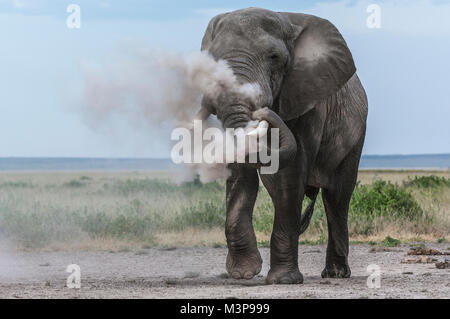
[345, 180, 429, 236]
[64, 179, 85, 188]
[380, 236, 401, 247]
[403, 175, 450, 188]
[351, 180, 424, 219]
[0, 172, 448, 249]
[172, 201, 226, 230]
[0, 181, 34, 188]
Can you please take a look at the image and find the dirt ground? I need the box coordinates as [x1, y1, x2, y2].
[0, 244, 448, 299]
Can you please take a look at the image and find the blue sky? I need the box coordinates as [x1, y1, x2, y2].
[0, 0, 449, 157]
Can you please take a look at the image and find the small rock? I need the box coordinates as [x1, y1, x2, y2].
[165, 279, 177, 285]
[134, 250, 149, 256]
[401, 256, 437, 264]
[435, 261, 449, 269]
[369, 247, 394, 253]
[303, 249, 321, 254]
[407, 247, 443, 256]
[183, 271, 200, 279]
[159, 246, 177, 251]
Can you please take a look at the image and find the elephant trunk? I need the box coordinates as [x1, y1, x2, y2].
[218, 102, 252, 129]
[198, 54, 296, 171]
[252, 108, 297, 170]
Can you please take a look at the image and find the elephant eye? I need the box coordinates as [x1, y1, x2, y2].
[269, 54, 279, 61]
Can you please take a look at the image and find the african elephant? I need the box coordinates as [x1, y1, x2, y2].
[197, 8, 368, 284]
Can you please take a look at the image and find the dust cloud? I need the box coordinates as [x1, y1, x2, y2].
[81, 49, 262, 182]
[0, 240, 24, 282]
[82, 49, 260, 127]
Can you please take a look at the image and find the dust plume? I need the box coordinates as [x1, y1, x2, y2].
[0, 238, 24, 282]
[81, 49, 262, 182]
[82, 49, 260, 126]
[175, 117, 261, 184]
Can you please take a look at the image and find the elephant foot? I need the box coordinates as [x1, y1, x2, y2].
[226, 250, 262, 280]
[266, 267, 303, 284]
[321, 263, 351, 278]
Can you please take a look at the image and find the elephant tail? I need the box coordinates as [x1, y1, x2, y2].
[298, 188, 319, 235]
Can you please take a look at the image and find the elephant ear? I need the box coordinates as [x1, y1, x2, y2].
[201, 13, 229, 51]
[277, 13, 356, 120]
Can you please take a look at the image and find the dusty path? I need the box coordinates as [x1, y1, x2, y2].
[0, 244, 448, 298]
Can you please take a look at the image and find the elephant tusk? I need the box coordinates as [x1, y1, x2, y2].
[247, 120, 269, 137]
[234, 127, 246, 136]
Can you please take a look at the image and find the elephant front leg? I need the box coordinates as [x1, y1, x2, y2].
[225, 165, 262, 280]
[261, 171, 304, 284]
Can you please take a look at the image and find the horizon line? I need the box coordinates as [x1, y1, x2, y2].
[0, 153, 449, 160]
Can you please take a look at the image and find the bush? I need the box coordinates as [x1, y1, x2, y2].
[403, 175, 450, 188]
[172, 201, 226, 230]
[75, 211, 154, 240]
[381, 236, 401, 247]
[0, 181, 34, 188]
[0, 203, 157, 248]
[254, 180, 428, 237]
[0, 208, 85, 248]
[112, 178, 224, 196]
[346, 180, 428, 236]
[113, 179, 178, 195]
[64, 179, 84, 188]
[350, 180, 424, 220]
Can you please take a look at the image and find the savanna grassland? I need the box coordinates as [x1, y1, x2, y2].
[0, 170, 448, 251]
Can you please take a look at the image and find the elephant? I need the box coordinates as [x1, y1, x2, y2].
[196, 8, 368, 284]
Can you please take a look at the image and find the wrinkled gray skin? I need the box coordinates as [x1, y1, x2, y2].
[198, 8, 368, 284]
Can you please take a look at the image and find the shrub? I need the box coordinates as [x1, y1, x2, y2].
[255, 180, 428, 237]
[403, 175, 450, 188]
[172, 201, 226, 230]
[0, 181, 34, 188]
[350, 180, 424, 220]
[113, 179, 177, 195]
[64, 179, 84, 188]
[112, 178, 224, 196]
[0, 208, 85, 248]
[381, 236, 401, 247]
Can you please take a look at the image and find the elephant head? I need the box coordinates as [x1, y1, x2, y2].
[198, 8, 356, 169]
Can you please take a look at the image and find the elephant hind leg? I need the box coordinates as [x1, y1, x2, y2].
[321, 138, 364, 278]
